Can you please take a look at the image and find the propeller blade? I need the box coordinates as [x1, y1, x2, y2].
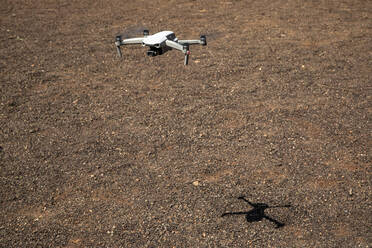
[117, 25, 149, 39]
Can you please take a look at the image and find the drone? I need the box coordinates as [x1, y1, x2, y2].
[115, 30, 207, 65]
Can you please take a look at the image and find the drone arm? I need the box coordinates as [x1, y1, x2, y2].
[221, 211, 248, 217]
[120, 37, 145, 45]
[179, 35, 207, 46]
[269, 205, 291, 208]
[115, 37, 145, 57]
[166, 40, 191, 65]
[237, 196, 255, 206]
[178, 40, 203, 45]
[165, 40, 186, 52]
[263, 215, 285, 228]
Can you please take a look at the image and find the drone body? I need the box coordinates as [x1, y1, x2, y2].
[115, 30, 207, 65]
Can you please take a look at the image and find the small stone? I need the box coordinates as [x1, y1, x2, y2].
[349, 188, 353, 196]
[29, 128, 39, 133]
[193, 181, 199, 186]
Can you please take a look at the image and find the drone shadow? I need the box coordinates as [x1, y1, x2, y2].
[221, 196, 291, 228]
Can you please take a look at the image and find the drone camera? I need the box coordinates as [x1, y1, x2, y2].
[147, 50, 157, 56]
[147, 47, 163, 57]
[143, 30, 149, 36]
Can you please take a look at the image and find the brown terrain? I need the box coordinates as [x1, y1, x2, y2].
[0, 0, 371, 247]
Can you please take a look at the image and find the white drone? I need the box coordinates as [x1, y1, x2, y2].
[115, 30, 207, 65]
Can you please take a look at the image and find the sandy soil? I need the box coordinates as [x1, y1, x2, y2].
[1, 0, 371, 247]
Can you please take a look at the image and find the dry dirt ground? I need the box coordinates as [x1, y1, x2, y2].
[0, 0, 371, 247]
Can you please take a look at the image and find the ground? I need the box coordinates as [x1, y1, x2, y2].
[0, 0, 371, 247]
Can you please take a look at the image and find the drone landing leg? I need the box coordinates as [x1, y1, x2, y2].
[115, 35, 123, 57]
[184, 45, 190, 65]
[264, 215, 285, 228]
[184, 52, 189, 65]
[116, 46, 122, 57]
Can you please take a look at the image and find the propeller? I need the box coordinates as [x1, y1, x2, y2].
[204, 30, 223, 40]
[116, 25, 149, 39]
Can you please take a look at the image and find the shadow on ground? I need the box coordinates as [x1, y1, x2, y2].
[222, 196, 291, 228]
